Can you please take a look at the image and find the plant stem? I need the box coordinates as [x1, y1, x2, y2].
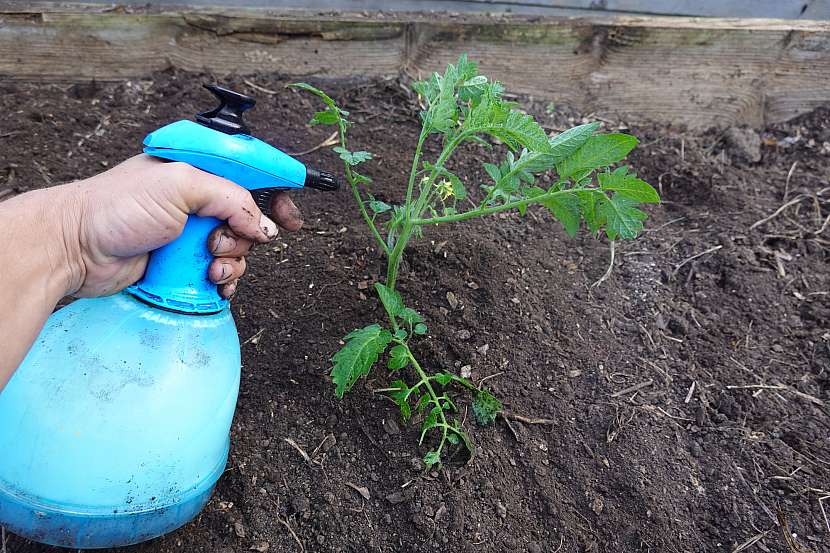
[385, 224, 411, 289]
[404, 344, 450, 443]
[405, 130, 428, 209]
[336, 118, 390, 256]
[346, 168, 390, 255]
[412, 188, 581, 226]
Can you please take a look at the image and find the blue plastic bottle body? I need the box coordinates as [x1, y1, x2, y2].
[0, 293, 240, 548]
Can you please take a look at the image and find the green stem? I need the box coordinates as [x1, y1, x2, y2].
[337, 118, 390, 256]
[386, 129, 472, 292]
[405, 130, 429, 209]
[346, 167, 390, 256]
[405, 345, 450, 444]
[385, 224, 412, 289]
[413, 188, 581, 226]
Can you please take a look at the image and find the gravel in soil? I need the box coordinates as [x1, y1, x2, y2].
[1, 72, 829, 553]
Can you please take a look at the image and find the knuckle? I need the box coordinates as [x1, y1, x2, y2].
[168, 162, 198, 187]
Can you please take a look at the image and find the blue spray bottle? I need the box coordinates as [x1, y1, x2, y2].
[0, 85, 338, 548]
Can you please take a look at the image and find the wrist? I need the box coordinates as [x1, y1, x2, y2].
[18, 184, 87, 300]
[49, 183, 87, 297]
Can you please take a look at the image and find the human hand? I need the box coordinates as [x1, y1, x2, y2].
[56, 154, 303, 298]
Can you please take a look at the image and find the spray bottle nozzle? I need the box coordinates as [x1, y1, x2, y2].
[304, 168, 340, 191]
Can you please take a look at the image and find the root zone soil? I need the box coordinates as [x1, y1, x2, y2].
[1, 72, 828, 553]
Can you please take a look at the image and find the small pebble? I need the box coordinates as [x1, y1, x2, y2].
[383, 418, 400, 436]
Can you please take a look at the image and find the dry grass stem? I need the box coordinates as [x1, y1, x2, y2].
[672, 245, 722, 277]
[283, 437, 312, 464]
[288, 131, 339, 157]
[243, 79, 279, 95]
[592, 240, 615, 287]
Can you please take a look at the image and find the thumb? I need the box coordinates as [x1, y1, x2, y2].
[171, 163, 278, 243]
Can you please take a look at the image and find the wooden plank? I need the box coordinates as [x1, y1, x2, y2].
[0, 4, 828, 128]
[54, 0, 830, 20]
[407, 17, 830, 127]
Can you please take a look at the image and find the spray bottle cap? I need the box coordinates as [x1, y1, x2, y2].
[195, 85, 255, 135]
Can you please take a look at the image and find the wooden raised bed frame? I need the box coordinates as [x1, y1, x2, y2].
[1, 2, 829, 128]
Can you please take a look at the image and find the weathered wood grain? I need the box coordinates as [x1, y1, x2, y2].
[0, 4, 828, 128]
[48, 0, 830, 20]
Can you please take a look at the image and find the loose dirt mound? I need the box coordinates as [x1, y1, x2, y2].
[2, 72, 828, 553]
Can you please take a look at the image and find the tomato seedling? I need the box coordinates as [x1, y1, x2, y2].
[292, 55, 659, 467]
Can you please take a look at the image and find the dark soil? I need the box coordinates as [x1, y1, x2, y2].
[1, 71, 829, 553]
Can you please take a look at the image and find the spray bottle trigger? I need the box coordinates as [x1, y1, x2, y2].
[249, 188, 285, 216]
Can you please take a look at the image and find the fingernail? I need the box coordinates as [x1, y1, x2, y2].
[213, 233, 236, 255]
[260, 214, 278, 240]
[219, 262, 231, 282]
[225, 280, 238, 298]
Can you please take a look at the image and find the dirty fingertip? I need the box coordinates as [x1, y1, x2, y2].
[221, 280, 238, 298]
[260, 214, 278, 241]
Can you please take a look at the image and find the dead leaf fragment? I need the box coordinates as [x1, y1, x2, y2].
[346, 482, 370, 500]
[590, 496, 604, 515]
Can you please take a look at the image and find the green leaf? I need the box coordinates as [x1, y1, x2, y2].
[394, 329, 408, 340]
[352, 172, 372, 185]
[598, 169, 660, 204]
[420, 406, 441, 443]
[522, 122, 600, 173]
[388, 344, 410, 371]
[548, 122, 601, 162]
[597, 194, 648, 240]
[421, 56, 477, 133]
[289, 83, 337, 110]
[556, 133, 639, 179]
[576, 190, 604, 234]
[543, 191, 581, 237]
[309, 109, 339, 126]
[368, 200, 392, 214]
[464, 89, 551, 152]
[414, 323, 428, 335]
[459, 75, 488, 102]
[453, 53, 479, 82]
[449, 175, 467, 200]
[331, 324, 393, 397]
[398, 307, 423, 326]
[333, 147, 372, 166]
[389, 379, 412, 420]
[423, 450, 441, 467]
[433, 373, 453, 386]
[483, 162, 501, 183]
[374, 282, 404, 319]
[472, 389, 502, 426]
